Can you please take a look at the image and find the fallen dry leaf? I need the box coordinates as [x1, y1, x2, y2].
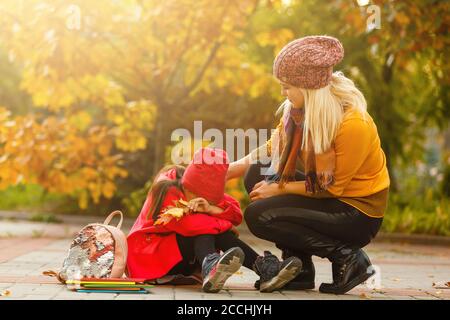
[432, 281, 450, 289]
[392, 278, 402, 282]
[0, 290, 11, 297]
[42, 270, 58, 277]
[371, 289, 386, 294]
[359, 293, 371, 299]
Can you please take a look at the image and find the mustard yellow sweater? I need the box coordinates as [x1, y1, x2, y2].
[263, 108, 390, 218]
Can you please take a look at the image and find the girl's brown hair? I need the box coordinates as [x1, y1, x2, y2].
[147, 165, 186, 221]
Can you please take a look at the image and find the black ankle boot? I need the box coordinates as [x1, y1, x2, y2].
[319, 248, 375, 295]
[281, 249, 315, 290]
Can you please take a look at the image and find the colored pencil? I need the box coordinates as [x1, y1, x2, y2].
[76, 289, 149, 294]
[66, 280, 137, 285]
[82, 284, 154, 288]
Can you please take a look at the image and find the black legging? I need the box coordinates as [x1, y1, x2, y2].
[243, 163, 383, 260]
[168, 231, 259, 276]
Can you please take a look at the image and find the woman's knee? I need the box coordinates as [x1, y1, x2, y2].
[243, 163, 269, 194]
[243, 202, 260, 225]
[244, 202, 270, 237]
[353, 216, 383, 248]
[243, 164, 257, 194]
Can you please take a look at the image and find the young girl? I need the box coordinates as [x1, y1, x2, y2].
[127, 147, 302, 293]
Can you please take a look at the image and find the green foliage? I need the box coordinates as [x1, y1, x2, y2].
[383, 156, 450, 236]
[0, 184, 63, 210]
[383, 198, 449, 236]
[0, 183, 86, 216]
[29, 212, 62, 224]
[121, 181, 152, 217]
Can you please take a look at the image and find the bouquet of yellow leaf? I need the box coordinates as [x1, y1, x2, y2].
[154, 199, 190, 226]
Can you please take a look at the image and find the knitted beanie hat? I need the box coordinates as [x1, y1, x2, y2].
[181, 148, 229, 204]
[273, 35, 344, 89]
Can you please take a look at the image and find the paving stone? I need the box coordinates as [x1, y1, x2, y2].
[173, 293, 209, 300]
[411, 295, 440, 300]
[1, 223, 450, 300]
[389, 295, 416, 300]
[52, 291, 90, 300]
[30, 285, 65, 295]
[80, 293, 118, 300]
[149, 285, 176, 295]
[115, 294, 152, 300]
[228, 291, 285, 300]
[142, 295, 174, 300]
[20, 295, 53, 300]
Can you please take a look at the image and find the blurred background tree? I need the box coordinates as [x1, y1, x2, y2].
[0, 0, 448, 234]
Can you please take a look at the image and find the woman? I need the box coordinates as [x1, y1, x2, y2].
[226, 35, 390, 295]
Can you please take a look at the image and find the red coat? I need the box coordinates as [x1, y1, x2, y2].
[126, 169, 243, 280]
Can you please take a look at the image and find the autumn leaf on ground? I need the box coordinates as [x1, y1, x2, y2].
[371, 289, 386, 294]
[0, 290, 11, 297]
[42, 270, 58, 277]
[359, 293, 371, 299]
[432, 281, 450, 289]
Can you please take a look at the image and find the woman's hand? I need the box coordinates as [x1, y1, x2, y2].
[187, 197, 211, 213]
[249, 181, 284, 202]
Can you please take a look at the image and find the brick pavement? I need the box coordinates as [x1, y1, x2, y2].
[0, 218, 449, 300]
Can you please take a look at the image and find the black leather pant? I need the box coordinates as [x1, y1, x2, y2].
[243, 163, 383, 260]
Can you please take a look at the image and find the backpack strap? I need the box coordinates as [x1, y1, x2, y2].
[103, 210, 123, 229]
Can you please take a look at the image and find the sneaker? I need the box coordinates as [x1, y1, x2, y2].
[254, 249, 315, 290]
[253, 251, 303, 293]
[202, 247, 245, 293]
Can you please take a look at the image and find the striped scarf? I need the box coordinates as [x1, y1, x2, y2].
[277, 107, 335, 193]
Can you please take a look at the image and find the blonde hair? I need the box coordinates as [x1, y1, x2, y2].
[277, 71, 367, 154]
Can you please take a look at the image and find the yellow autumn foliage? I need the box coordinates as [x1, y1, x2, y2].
[0, 107, 127, 208]
[0, 0, 276, 209]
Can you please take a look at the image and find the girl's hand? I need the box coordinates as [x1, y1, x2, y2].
[187, 197, 211, 213]
[249, 181, 284, 202]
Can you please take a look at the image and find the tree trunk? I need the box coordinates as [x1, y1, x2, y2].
[382, 53, 398, 192]
[152, 109, 165, 176]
